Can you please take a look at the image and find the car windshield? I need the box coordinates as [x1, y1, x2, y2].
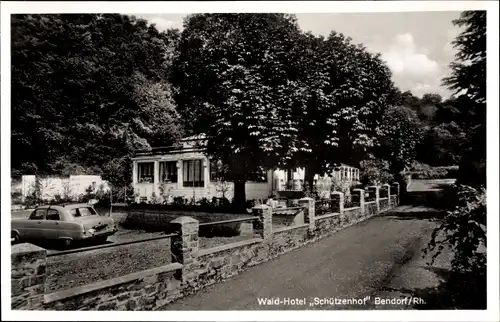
[70, 207, 97, 217]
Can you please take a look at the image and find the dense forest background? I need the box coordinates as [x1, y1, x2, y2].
[11, 13, 485, 195]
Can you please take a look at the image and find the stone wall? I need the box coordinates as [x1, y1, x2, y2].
[379, 198, 390, 212]
[12, 184, 399, 311]
[365, 201, 378, 217]
[44, 264, 183, 311]
[193, 239, 267, 293]
[344, 207, 363, 224]
[315, 213, 341, 237]
[11, 243, 46, 310]
[270, 225, 310, 256]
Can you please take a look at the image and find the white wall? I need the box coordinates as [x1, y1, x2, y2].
[136, 181, 270, 203]
[132, 151, 273, 202]
[272, 165, 360, 191]
[20, 175, 109, 201]
[245, 182, 271, 200]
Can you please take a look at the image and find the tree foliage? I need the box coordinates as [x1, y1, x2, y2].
[378, 105, 424, 173]
[11, 14, 183, 188]
[172, 14, 304, 206]
[421, 11, 487, 309]
[172, 14, 400, 200]
[442, 11, 486, 186]
[290, 32, 398, 189]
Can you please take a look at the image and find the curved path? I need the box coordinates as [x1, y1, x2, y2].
[161, 205, 449, 310]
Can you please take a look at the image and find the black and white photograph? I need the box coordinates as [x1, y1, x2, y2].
[1, 1, 498, 321]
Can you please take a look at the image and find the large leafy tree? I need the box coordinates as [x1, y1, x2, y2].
[378, 105, 424, 174]
[417, 121, 466, 166]
[442, 10, 486, 186]
[290, 32, 398, 190]
[11, 14, 183, 188]
[172, 13, 304, 207]
[421, 11, 487, 309]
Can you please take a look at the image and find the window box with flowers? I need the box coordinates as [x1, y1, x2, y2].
[137, 162, 154, 184]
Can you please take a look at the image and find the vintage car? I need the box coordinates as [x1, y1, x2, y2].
[11, 203, 117, 247]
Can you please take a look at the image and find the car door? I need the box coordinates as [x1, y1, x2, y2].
[45, 209, 62, 240]
[26, 209, 46, 239]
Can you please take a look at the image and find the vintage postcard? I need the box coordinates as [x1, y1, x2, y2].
[1, 1, 498, 321]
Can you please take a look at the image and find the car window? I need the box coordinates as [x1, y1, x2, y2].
[46, 209, 61, 221]
[71, 207, 97, 217]
[29, 209, 46, 220]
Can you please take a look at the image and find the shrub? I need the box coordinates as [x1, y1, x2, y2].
[359, 158, 394, 186]
[422, 184, 486, 309]
[173, 196, 185, 206]
[149, 192, 161, 204]
[409, 161, 432, 172]
[424, 184, 485, 271]
[331, 178, 353, 204]
[11, 191, 23, 205]
[24, 195, 37, 208]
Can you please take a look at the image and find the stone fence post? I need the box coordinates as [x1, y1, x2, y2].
[11, 243, 47, 310]
[352, 189, 365, 217]
[368, 186, 380, 213]
[299, 197, 316, 234]
[383, 183, 391, 200]
[252, 204, 273, 241]
[330, 191, 344, 214]
[391, 182, 400, 205]
[170, 217, 200, 284]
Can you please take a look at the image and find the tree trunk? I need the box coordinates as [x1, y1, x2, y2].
[233, 179, 247, 212]
[304, 164, 316, 196]
[229, 156, 247, 212]
[286, 168, 293, 190]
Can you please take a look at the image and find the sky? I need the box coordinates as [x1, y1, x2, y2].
[137, 12, 463, 99]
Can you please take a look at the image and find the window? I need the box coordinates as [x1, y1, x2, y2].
[92, 182, 96, 191]
[46, 209, 61, 221]
[29, 209, 45, 220]
[138, 162, 154, 183]
[159, 161, 178, 183]
[70, 207, 97, 217]
[183, 159, 204, 187]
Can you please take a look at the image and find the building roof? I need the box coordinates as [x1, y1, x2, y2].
[134, 134, 207, 157]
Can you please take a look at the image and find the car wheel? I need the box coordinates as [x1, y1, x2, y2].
[11, 232, 20, 244]
[95, 236, 108, 244]
[62, 239, 72, 249]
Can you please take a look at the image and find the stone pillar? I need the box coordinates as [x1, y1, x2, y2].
[252, 204, 272, 241]
[352, 188, 365, 217]
[368, 185, 380, 213]
[132, 161, 138, 186]
[11, 243, 47, 310]
[299, 197, 316, 233]
[330, 191, 344, 214]
[383, 183, 391, 204]
[203, 158, 209, 189]
[391, 182, 400, 205]
[176, 160, 182, 190]
[153, 160, 159, 197]
[170, 217, 199, 283]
